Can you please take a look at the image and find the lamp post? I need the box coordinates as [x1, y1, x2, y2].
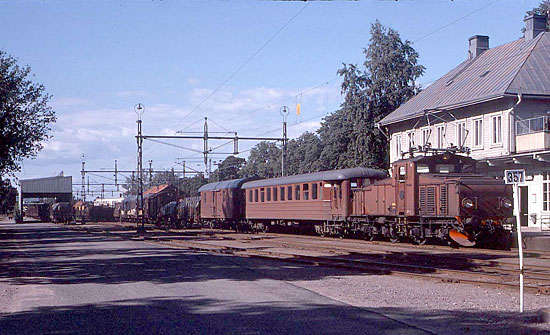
[135, 103, 145, 235]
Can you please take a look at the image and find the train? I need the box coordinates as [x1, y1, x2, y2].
[116, 152, 514, 248]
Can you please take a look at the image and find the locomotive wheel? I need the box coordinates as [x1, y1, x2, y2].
[412, 235, 427, 246]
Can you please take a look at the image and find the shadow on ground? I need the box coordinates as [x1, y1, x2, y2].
[0, 296, 546, 335]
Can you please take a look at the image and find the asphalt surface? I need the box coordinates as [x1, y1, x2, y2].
[0, 222, 430, 334]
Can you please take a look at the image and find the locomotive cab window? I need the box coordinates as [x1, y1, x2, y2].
[303, 184, 309, 200]
[398, 166, 406, 181]
[436, 164, 455, 173]
[417, 164, 430, 174]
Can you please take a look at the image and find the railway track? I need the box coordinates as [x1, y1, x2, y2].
[75, 222, 550, 295]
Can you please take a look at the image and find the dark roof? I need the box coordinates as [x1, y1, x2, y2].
[380, 32, 550, 126]
[198, 177, 252, 192]
[242, 168, 387, 189]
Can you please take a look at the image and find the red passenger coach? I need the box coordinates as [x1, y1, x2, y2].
[198, 178, 253, 228]
[241, 168, 387, 232]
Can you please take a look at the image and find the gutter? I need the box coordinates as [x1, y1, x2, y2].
[508, 93, 522, 154]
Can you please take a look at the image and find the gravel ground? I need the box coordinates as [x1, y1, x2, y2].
[291, 271, 550, 334]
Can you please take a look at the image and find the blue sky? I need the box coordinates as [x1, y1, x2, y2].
[0, 0, 542, 197]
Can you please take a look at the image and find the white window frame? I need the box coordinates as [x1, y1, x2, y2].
[492, 114, 502, 145]
[395, 134, 402, 158]
[436, 125, 446, 149]
[456, 122, 467, 148]
[543, 172, 550, 212]
[407, 131, 415, 149]
[473, 118, 483, 148]
[422, 128, 431, 147]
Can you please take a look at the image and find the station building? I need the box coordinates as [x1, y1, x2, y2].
[378, 15, 550, 229]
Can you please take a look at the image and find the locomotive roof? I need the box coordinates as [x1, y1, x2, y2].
[395, 153, 476, 164]
[198, 177, 253, 192]
[242, 167, 387, 189]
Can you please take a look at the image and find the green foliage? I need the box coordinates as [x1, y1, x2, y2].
[0, 51, 56, 176]
[524, 1, 550, 32]
[285, 132, 324, 175]
[318, 21, 424, 170]
[210, 155, 246, 182]
[240, 141, 281, 178]
[0, 178, 16, 215]
[179, 174, 208, 197]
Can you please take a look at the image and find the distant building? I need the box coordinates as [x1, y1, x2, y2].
[379, 15, 550, 229]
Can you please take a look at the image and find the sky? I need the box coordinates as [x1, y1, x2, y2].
[0, 0, 543, 197]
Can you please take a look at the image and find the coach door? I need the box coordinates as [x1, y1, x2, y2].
[330, 182, 344, 219]
[212, 190, 218, 218]
[395, 161, 417, 216]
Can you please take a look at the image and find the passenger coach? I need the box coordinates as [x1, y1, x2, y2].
[241, 168, 388, 231]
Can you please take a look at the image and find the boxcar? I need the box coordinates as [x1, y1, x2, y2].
[241, 168, 387, 232]
[198, 178, 253, 228]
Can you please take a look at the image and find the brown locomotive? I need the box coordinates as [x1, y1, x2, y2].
[196, 152, 514, 248]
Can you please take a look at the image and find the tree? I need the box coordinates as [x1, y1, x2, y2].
[240, 141, 281, 179]
[179, 174, 208, 197]
[318, 21, 424, 170]
[285, 132, 324, 175]
[0, 51, 56, 176]
[210, 155, 246, 182]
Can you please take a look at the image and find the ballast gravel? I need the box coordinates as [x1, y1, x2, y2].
[292, 271, 550, 334]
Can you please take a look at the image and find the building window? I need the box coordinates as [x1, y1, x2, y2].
[544, 173, 550, 211]
[287, 186, 292, 201]
[457, 122, 467, 147]
[422, 128, 431, 146]
[473, 118, 483, 147]
[437, 126, 445, 148]
[407, 132, 415, 150]
[312, 183, 318, 200]
[273, 187, 278, 201]
[492, 115, 502, 144]
[303, 184, 309, 200]
[295, 185, 301, 200]
[280, 186, 285, 201]
[395, 134, 402, 157]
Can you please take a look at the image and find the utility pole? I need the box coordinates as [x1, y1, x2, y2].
[280, 106, 289, 177]
[81, 154, 86, 201]
[114, 160, 119, 191]
[148, 160, 153, 185]
[204, 117, 209, 176]
[135, 103, 145, 235]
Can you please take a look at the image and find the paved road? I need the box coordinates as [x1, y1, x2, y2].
[0, 222, 430, 334]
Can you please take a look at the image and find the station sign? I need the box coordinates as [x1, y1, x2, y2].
[504, 169, 525, 184]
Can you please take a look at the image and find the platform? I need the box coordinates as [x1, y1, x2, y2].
[512, 227, 550, 252]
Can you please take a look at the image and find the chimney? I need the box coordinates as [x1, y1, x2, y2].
[468, 35, 489, 60]
[524, 14, 547, 40]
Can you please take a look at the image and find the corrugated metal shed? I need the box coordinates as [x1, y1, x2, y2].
[198, 178, 253, 192]
[20, 176, 72, 194]
[242, 168, 387, 189]
[380, 32, 550, 126]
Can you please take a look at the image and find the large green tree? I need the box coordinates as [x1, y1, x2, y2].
[318, 21, 424, 170]
[240, 141, 281, 179]
[285, 132, 324, 175]
[0, 51, 56, 176]
[210, 155, 246, 182]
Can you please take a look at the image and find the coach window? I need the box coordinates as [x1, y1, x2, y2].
[267, 187, 271, 201]
[260, 188, 265, 202]
[295, 185, 301, 200]
[273, 187, 278, 201]
[280, 186, 285, 201]
[287, 186, 293, 200]
[254, 189, 258, 202]
[303, 184, 309, 200]
[248, 190, 252, 203]
[312, 183, 318, 200]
